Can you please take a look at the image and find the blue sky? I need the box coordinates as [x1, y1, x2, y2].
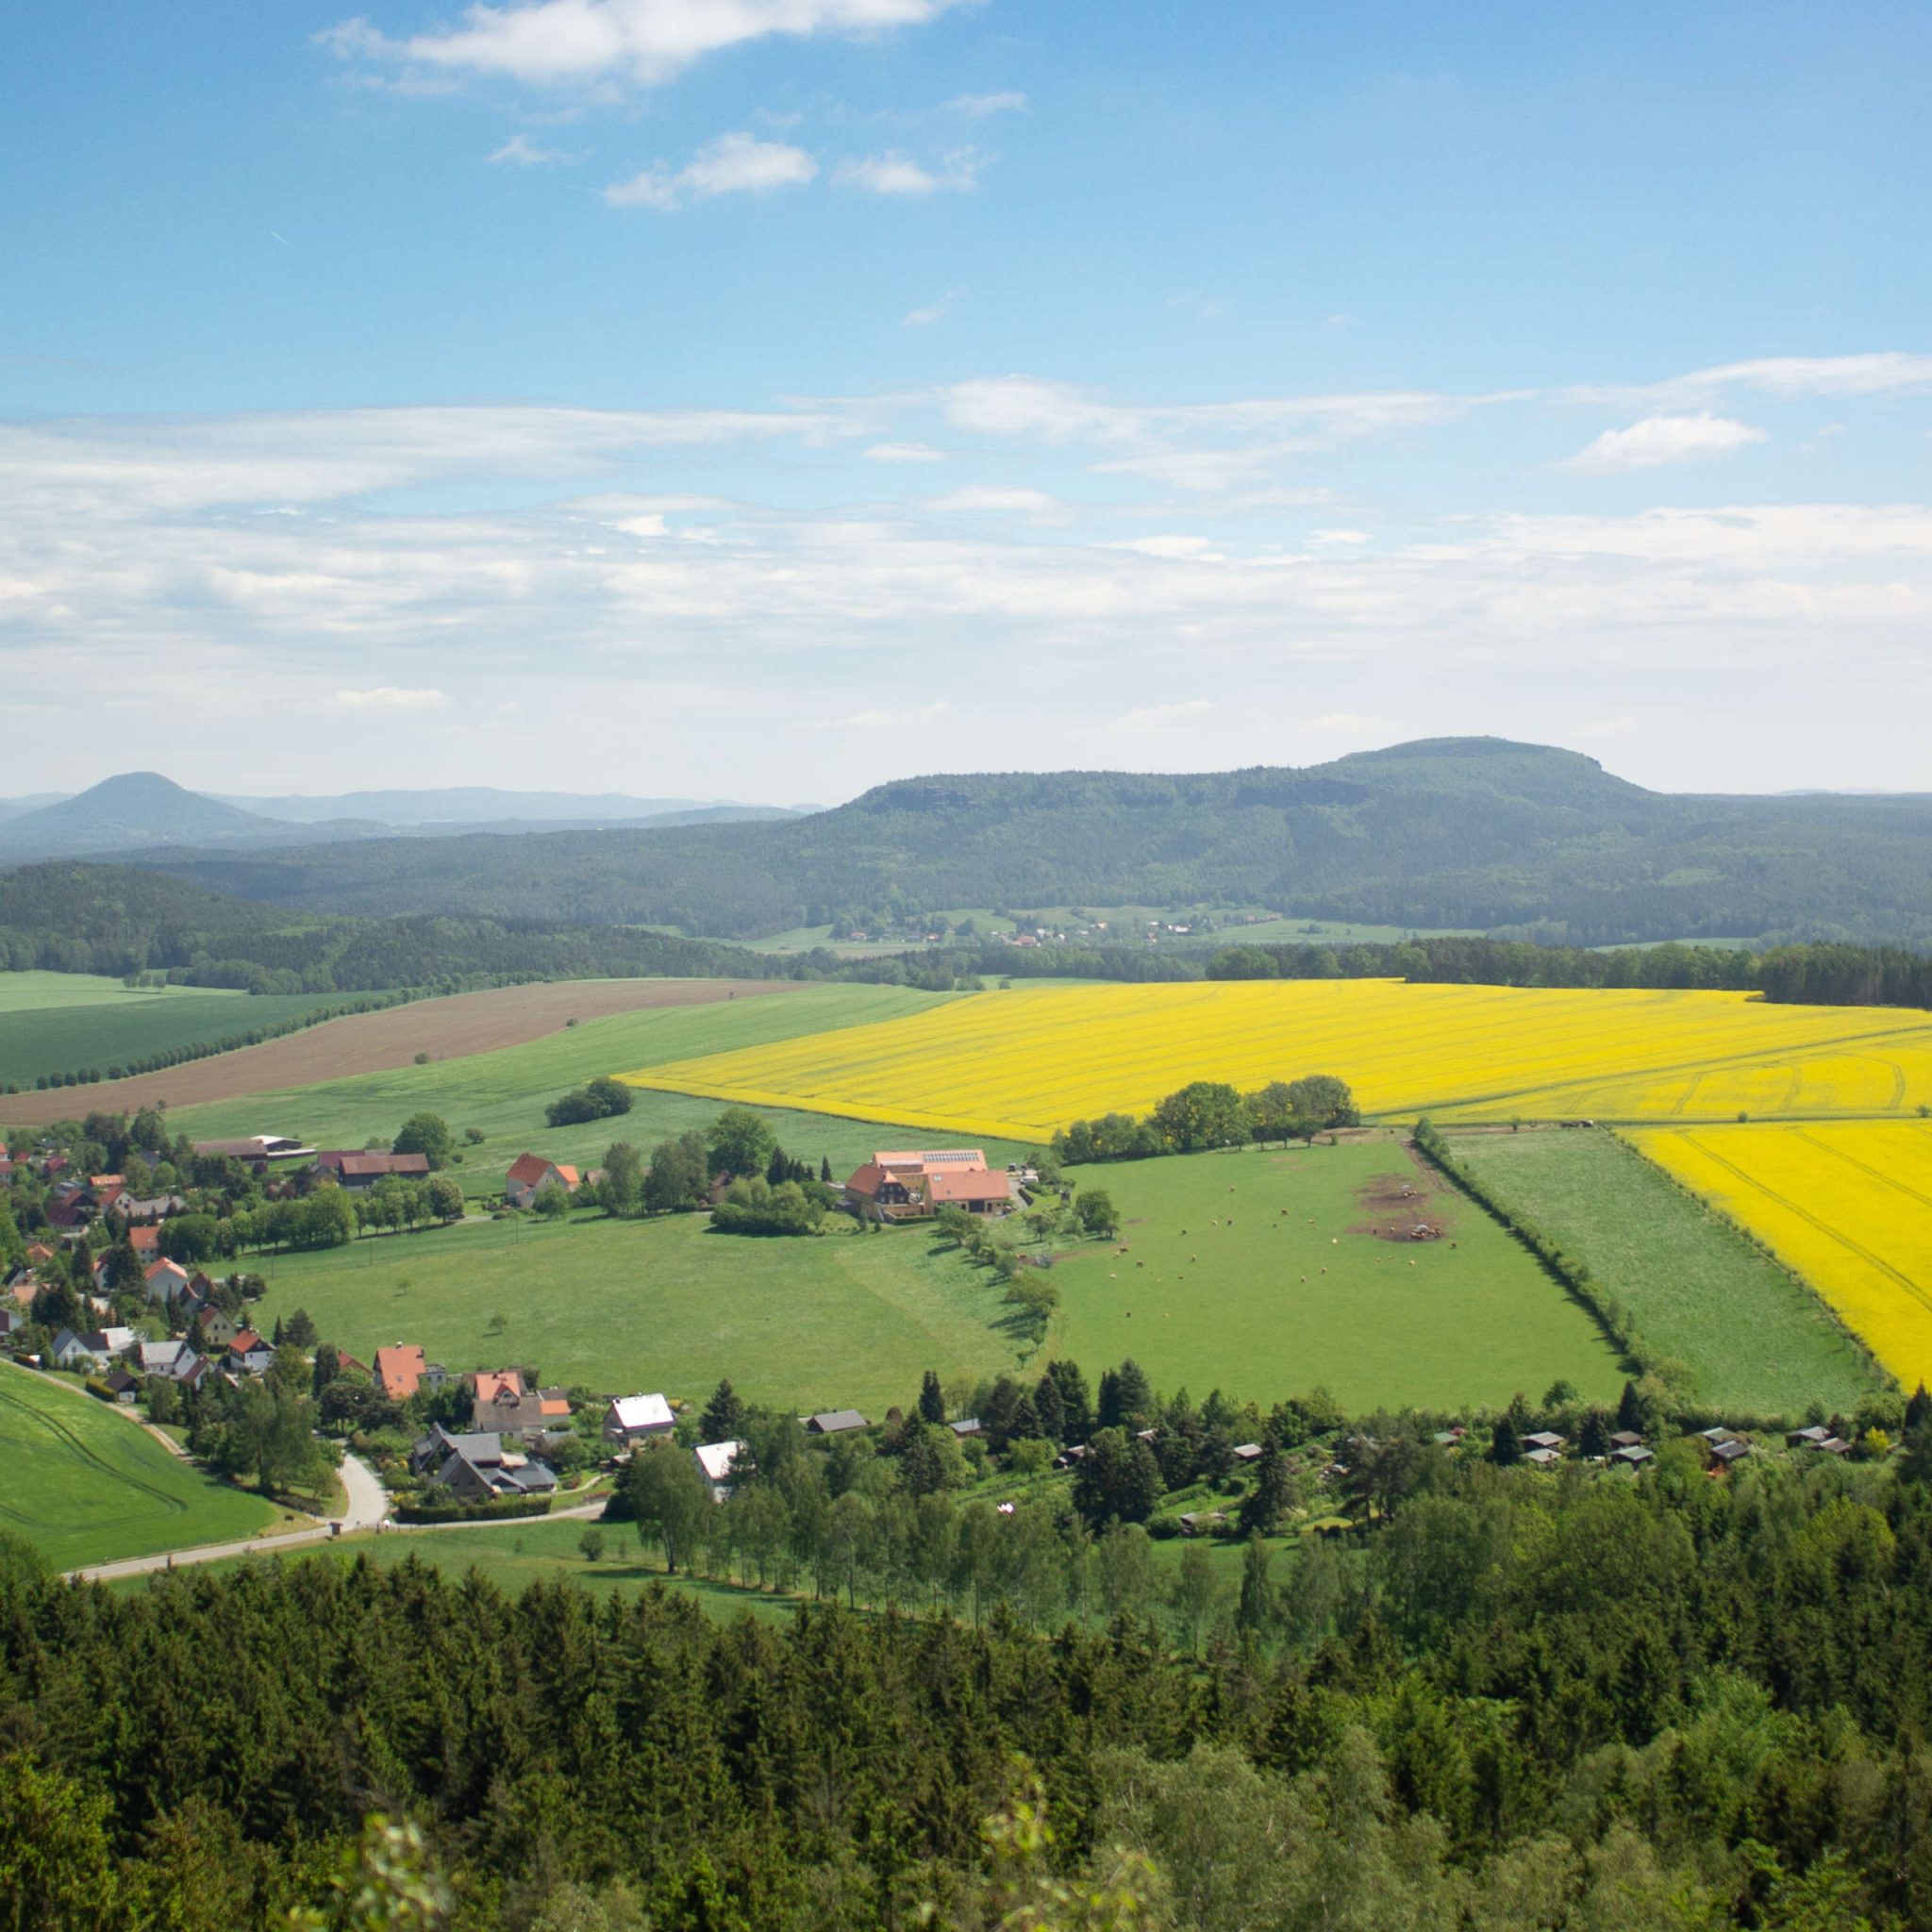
[4, 1, 1928, 799]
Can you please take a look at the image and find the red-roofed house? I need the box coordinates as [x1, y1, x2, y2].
[226, 1330, 275, 1375]
[844, 1148, 1013, 1221]
[128, 1224, 161, 1258]
[374, 1344, 427, 1402]
[506, 1155, 581, 1209]
[142, 1257, 192, 1304]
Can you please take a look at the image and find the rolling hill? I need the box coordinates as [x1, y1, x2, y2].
[129, 738, 1932, 947]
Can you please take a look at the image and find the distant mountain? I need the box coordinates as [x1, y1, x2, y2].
[0, 774, 351, 860]
[130, 738, 1932, 948]
[216, 786, 811, 827]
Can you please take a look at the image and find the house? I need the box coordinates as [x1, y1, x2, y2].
[0, 1308, 25, 1341]
[128, 1224, 161, 1260]
[192, 1135, 317, 1173]
[948, 1418, 983, 1440]
[91, 1174, 126, 1211]
[1524, 1446, 1561, 1467]
[1053, 1443, 1090, 1471]
[194, 1306, 241, 1350]
[842, 1148, 1015, 1222]
[693, 1439, 745, 1501]
[1814, 1436, 1854, 1457]
[225, 1330, 275, 1375]
[374, 1344, 429, 1402]
[1608, 1430, 1645, 1450]
[143, 1258, 192, 1305]
[138, 1339, 192, 1377]
[604, 1392, 675, 1447]
[1232, 1441, 1265, 1464]
[470, 1372, 571, 1440]
[105, 1367, 141, 1405]
[1787, 1424, 1834, 1448]
[52, 1326, 137, 1372]
[118, 1193, 189, 1224]
[1611, 1443, 1656, 1467]
[506, 1154, 580, 1209]
[24, 1243, 56, 1269]
[1522, 1431, 1566, 1453]
[803, 1408, 868, 1437]
[1709, 1438, 1752, 1467]
[414, 1426, 558, 1503]
[314, 1150, 432, 1190]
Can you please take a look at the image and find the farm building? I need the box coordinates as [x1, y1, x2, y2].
[192, 1135, 317, 1173]
[804, 1408, 869, 1436]
[842, 1148, 1015, 1222]
[314, 1150, 432, 1190]
[604, 1392, 675, 1447]
[506, 1154, 582, 1209]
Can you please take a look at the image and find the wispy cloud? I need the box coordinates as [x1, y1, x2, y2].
[837, 147, 984, 195]
[1109, 699, 1213, 733]
[826, 699, 952, 729]
[903, 289, 959, 326]
[335, 686, 451, 712]
[924, 485, 1059, 514]
[488, 131, 577, 165]
[1564, 411, 1766, 474]
[947, 90, 1024, 116]
[864, 441, 944, 462]
[605, 132, 816, 209]
[319, 0, 965, 89]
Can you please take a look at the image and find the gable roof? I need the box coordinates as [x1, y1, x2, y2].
[926, 1168, 1014, 1206]
[128, 1224, 160, 1254]
[608, 1392, 674, 1432]
[874, 1148, 987, 1174]
[472, 1369, 525, 1404]
[144, 1257, 190, 1282]
[506, 1153, 556, 1187]
[693, 1440, 744, 1485]
[318, 1150, 432, 1180]
[805, 1408, 868, 1435]
[374, 1343, 427, 1400]
[228, 1329, 268, 1356]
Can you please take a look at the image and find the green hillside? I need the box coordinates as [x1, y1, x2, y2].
[147, 737, 1932, 946]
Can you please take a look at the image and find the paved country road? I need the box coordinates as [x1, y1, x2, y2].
[63, 1457, 611, 1582]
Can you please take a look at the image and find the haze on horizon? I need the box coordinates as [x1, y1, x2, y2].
[4, 1, 1927, 801]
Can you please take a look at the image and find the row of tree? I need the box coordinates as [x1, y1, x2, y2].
[1053, 1074, 1358, 1162]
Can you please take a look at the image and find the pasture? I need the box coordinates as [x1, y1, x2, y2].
[1630, 1122, 1932, 1391]
[0, 971, 331, 1091]
[1050, 1141, 1625, 1411]
[1447, 1128, 1879, 1416]
[163, 983, 989, 1196]
[0, 1363, 277, 1570]
[250, 1208, 1030, 1415]
[625, 979, 1932, 1141]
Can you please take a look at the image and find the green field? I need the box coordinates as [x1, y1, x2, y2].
[111, 1520, 806, 1623]
[1446, 1128, 1881, 1416]
[0, 1363, 278, 1570]
[0, 971, 333, 1088]
[169, 983, 1031, 1196]
[1051, 1141, 1625, 1411]
[252, 1208, 1031, 1414]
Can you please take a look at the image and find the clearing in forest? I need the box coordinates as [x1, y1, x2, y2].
[1448, 1127, 1880, 1416]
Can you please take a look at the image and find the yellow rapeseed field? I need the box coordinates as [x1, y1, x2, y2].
[1630, 1123, 1932, 1386]
[621, 979, 1932, 1143]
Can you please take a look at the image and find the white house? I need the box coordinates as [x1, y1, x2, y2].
[693, 1439, 745, 1501]
[142, 1258, 192, 1305]
[51, 1326, 137, 1372]
[603, 1392, 675, 1448]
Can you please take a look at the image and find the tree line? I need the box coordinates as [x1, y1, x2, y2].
[1053, 1074, 1358, 1163]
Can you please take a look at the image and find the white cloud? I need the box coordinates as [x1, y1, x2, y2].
[1108, 535, 1216, 559]
[320, 0, 963, 89]
[334, 686, 452, 712]
[947, 90, 1024, 116]
[864, 441, 943, 462]
[1109, 699, 1213, 733]
[1307, 528, 1372, 545]
[924, 485, 1059, 513]
[902, 289, 958, 326]
[826, 699, 951, 729]
[1564, 411, 1767, 474]
[488, 131, 576, 164]
[836, 146, 983, 195]
[1302, 712, 1394, 736]
[606, 131, 816, 209]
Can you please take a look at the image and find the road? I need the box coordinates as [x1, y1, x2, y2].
[65, 1449, 389, 1585]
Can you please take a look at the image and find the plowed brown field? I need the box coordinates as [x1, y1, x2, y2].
[4, 978, 792, 1125]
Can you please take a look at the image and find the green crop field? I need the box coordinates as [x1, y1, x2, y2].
[1445, 1128, 1880, 1416]
[0, 971, 333, 1088]
[168, 983, 1026, 1194]
[0, 1363, 277, 1570]
[1051, 1141, 1626, 1411]
[252, 1208, 1033, 1415]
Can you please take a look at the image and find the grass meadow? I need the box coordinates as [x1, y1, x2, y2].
[251, 1208, 1033, 1416]
[165, 983, 1013, 1197]
[1447, 1128, 1881, 1416]
[1051, 1140, 1625, 1411]
[0, 1363, 277, 1570]
[0, 971, 332, 1089]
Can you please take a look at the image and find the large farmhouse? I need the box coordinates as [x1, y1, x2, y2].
[842, 1149, 1016, 1223]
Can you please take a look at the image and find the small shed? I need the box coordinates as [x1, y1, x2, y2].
[804, 1408, 869, 1436]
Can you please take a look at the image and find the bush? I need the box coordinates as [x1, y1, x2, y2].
[393, 1494, 552, 1524]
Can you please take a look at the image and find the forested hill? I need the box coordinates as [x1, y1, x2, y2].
[142, 738, 1932, 947]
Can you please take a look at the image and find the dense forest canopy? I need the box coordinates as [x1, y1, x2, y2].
[129, 738, 1932, 946]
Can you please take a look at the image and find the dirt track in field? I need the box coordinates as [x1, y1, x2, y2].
[1, 978, 795, 1125]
